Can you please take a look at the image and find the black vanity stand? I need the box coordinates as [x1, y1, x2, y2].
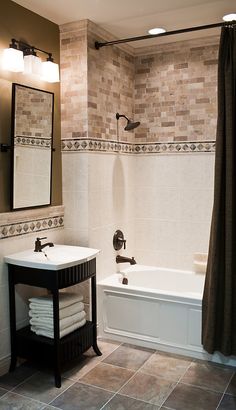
[8, 258, 102, 388]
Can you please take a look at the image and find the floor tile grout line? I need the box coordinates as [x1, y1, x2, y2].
[2, 369, 41, 394]
[55, 341, 122, 383]
[0, 388, 57, 408]
[99, 348, 180, 409]
[215, 371, 235, 410]
[48, 378, 123, 408]
[176, 380, 232, 395]
[0, 387, 10, 398]
[160, 359, 234, 410]
[98, 391, 117, 410]
[0, 341, 122, 407]
[100, 351, 194, 409]
[158, 359, 194, 408]
[99, 352, 155, 410]
[6, 371, 76, 408]
[46, 379, 77, 406]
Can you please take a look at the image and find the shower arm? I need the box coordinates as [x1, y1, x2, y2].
[116, 113, 129, 121]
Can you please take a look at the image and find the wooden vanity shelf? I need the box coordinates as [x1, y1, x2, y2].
[8, 258, 101, 388]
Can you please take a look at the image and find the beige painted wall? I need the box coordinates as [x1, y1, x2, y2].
[0, 0, 62, 212]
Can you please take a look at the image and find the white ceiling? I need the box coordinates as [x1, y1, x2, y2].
[13, 0, 235, 47]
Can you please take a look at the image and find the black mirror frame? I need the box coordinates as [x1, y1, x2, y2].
[11, 83, 54, 211]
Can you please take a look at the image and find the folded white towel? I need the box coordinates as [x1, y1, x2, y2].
[29, 301, 85, 319]
[29, 292, 83, 309]
[30, 310, 86, 331]
[31, 318, 86, 339]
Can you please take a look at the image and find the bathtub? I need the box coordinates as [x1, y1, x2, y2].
[98, 265, 206, 360]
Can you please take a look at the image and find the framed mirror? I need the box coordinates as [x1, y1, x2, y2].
[11, 83, 54, 210]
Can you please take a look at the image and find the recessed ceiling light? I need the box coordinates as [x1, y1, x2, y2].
[222, 13, 236, 21]
[148, 27, 166, 35]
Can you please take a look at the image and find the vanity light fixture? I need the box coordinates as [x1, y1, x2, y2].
[41, 54, 60, 83]
[222, 13, 236, 21]
[2, 38, 60, 83]
[148, 27, 166, 35]
[24, 48, 42, 76]
[2, 39, 24, 72]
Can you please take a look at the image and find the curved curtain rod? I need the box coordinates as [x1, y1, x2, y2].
[95, 21, 235, 50]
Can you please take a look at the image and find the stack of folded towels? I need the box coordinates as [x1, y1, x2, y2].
[29, 292, 86, 339]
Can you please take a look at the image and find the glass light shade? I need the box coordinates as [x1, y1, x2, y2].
[148, 27, 166, 35]
[41, 60, 60, 83]
[24, 54, 42, 76]
[2, 47, 24, 72]
[222, 13, 236, 21]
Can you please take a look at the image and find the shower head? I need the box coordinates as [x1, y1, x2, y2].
[124, 119, 140, 131]
[116, 112, 140, 131]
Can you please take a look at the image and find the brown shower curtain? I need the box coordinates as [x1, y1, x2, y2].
[202, 25, 236, 355]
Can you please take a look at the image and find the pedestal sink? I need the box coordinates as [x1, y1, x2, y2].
[4, 244, 100, 270]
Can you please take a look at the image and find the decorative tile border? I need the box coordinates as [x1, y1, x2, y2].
[62, 138, 134, 153]
[0, 215, 64, 240]
[134, 141, 215, 154]
[15, 136, 51, 149]
[61, 138, 215, 154]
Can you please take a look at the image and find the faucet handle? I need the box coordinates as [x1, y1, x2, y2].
[120, 238, 126, 250]
[36, 237, 47, 241]
[113, 230, 126, 250]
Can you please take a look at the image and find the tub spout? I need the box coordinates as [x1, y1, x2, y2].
[116, 255, 136, 265]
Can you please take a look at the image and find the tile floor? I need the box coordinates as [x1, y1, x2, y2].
[0, 339, 235, 409]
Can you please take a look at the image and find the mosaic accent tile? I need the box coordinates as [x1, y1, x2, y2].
[0, 215, 64, 240]
[61, 138, 215, 154]
[14, 136, 51, 149]
[62, 138, 134, 153]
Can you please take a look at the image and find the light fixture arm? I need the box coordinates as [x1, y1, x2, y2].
[3, 38, 59, 82]
[11, 38, 53, 59]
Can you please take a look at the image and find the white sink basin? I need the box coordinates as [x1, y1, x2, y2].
[4, 245, 100, 271]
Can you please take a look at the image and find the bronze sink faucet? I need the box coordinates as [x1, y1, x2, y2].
[34, 237, 54, 252]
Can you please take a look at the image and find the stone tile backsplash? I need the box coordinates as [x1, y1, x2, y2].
[134, 40, 219, 142]
[60, 20, 219, 144]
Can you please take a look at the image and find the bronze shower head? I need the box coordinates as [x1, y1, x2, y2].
[116, 112, 140, 131]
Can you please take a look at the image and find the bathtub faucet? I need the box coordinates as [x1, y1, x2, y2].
[116, 255, 136, 265]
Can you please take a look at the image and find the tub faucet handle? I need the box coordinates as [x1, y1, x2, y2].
[113, 230, 126, 250]
[119, 237, 126, 249]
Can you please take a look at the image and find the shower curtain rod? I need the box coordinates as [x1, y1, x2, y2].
[95, 21, 234, 49]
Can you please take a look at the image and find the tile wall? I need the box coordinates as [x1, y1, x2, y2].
[62, 152, 135, 280]
[134, 153, 214, 270]
[87, 23, 135, 142]
[134, 37, 219, 142]
[60, 21, 216, 288]
[15, 85, 53, 138]
[60, 20, 88, 140]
